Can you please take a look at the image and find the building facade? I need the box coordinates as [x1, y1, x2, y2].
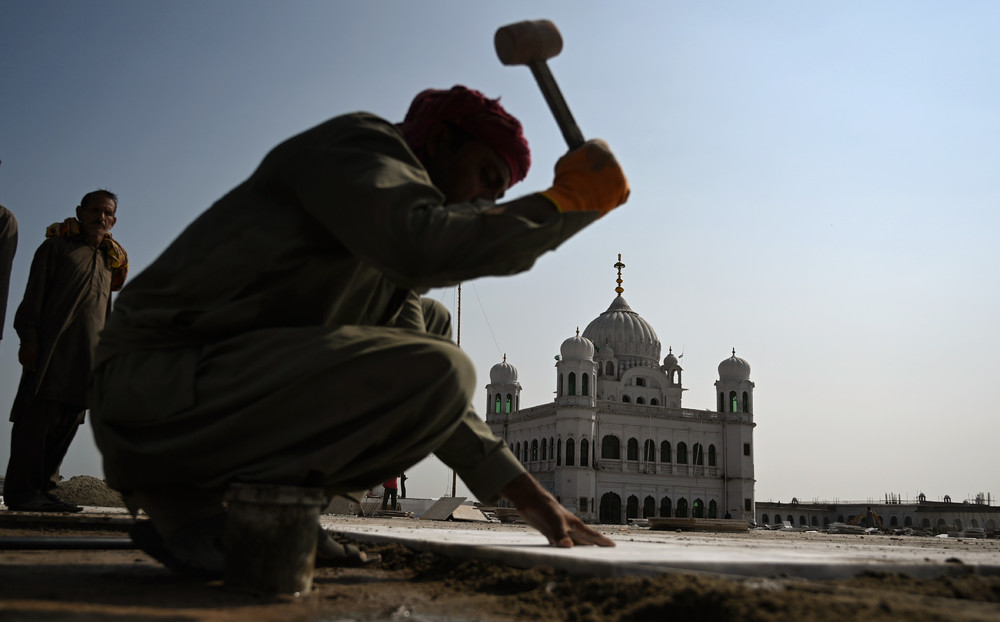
[757, 495, 1000, 534]
[486, 257, 756, 524]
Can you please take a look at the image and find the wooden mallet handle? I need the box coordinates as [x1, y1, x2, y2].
[495, 20, 585, 149]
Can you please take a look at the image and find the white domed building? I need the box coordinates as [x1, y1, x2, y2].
[486, 256, 756, 524]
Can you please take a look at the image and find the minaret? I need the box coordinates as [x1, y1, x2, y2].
[485, 354, 521, 425]
[715, 348, 756, 520]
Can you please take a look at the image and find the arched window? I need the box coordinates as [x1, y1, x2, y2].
[627, 438, 639, 460]
[565, 439, 575, 466]
[556, 439, 562, 466]
[550, 437, 554, 461]
[541, 438, 547, 460]
[635, 377, 645, 387]
[660, 441, 671, 463]
[708, 444, 717, 467]
[742, 391, 749, 412]
[650, 398, 659, 405]
[493, 394, 501, 413]
[636, 397, 645, 404]
[505, 394, 512, 413]
[622, 395, 630, 403]
[582, 373, 589, 397]
[568, 372, 576, 396]
[729, 391, 738, 412]
[692, 443, 704, 466]
[530, 439, 538, 461]
[606, 362, 614, 376]
[659, 496, 672, 518]
[643, 496, 656, 518]
[709, 500, 718, 518]
[676, 442, 688, 464]
[557, 374, 563, 396]
[643, 439, 656, 462]
[601, 435, 620, 460]
[515, 442, 521, 461]
[580, 438, 590, 467]
[811, 516, 819, 526]
[761, 514, 770, 525]
[692, 499, 704, 518]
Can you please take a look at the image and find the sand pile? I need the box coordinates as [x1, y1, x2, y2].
[56, 475, 127, 508]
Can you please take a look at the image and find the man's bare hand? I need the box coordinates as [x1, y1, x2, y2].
[499, 473, 614, 548]
[18, 341, 38, 372]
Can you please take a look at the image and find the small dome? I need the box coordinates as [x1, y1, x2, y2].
[718, 349, 751, 380]
[663, 347, 679, 369]
[490, 355, 518, 383]
[560, 329, 595, 361]
[597, 339, 615, 360]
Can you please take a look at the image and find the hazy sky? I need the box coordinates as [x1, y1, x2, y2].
[2, 1, 997, 504]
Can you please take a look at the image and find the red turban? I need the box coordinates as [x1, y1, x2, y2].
[398, 85, 530, 186]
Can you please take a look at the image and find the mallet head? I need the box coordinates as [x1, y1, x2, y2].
[495, 19, 563, 66]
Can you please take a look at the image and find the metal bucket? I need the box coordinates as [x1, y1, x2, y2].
[223, 483, 327, 595]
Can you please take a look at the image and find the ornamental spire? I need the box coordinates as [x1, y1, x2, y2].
[614, 253, 625, 295]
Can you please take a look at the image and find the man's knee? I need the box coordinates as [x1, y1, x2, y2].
[420, 298, 452, 339]
[419, 340, 475, 405]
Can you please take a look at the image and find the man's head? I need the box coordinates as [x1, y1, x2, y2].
[76, 189, 118, 244]
[398, 86, 530, 203]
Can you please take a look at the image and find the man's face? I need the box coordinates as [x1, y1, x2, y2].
[426, 136, 512, 204]
[76, 196, 117, 241]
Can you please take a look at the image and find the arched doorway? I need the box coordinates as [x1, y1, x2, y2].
[600, 492, 622, 524]
[675, 498, 689, 518]
[626, 495, 639, 520]
[643, 496, 656, 518]
[692, 498, 704, 518]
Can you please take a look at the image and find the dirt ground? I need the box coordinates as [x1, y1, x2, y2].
[2, 476, 1000, 621]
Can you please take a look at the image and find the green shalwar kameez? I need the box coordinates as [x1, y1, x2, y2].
[5, 234, 114, 503]
[90, 112, 597, 505]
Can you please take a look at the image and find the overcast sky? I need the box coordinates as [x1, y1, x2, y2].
[1, 1, 997, 504]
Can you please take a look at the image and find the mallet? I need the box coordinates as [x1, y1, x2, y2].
[494, 19, 585, 150]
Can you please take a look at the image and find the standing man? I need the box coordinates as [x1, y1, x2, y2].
[0, 201, 16, 343]
[381, 476, 398, 511]
[3, 190, 127, 512]
[90, 85, 623, 576]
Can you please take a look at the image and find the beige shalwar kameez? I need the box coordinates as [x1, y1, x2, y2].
[90, 112, 597, 507]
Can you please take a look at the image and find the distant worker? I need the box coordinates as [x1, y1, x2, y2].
[89, 85, 622, 576]
[381, 476, 398, 511]
[399, 472, 407, 499]
[3, 190, 127, 512]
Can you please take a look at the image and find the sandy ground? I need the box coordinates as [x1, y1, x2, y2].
[2, 476, 1000, 621]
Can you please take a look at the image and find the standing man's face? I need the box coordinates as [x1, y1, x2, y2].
[426, 137, 512, 204]
[76, 196, 117, 244]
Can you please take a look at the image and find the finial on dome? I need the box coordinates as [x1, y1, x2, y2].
[614, 253, 625, 295]
[732, 348, 736, 356]
[503, 353, 507, 362]
[575, 327, 580, 337]
[669, 346, 673, 354]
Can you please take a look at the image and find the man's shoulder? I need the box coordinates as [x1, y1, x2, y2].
[33, 233, 87, 256]
[284, 112, 404, 146]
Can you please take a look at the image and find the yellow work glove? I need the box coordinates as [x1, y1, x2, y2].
[540, 140, 630, 217]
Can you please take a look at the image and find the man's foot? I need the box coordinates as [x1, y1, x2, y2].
[5, 491, 82, 513]
[129, 515, 226, 580]
[316, 527, 381, 567]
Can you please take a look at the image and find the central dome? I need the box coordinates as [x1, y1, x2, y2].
[582, 295, 661, 367]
